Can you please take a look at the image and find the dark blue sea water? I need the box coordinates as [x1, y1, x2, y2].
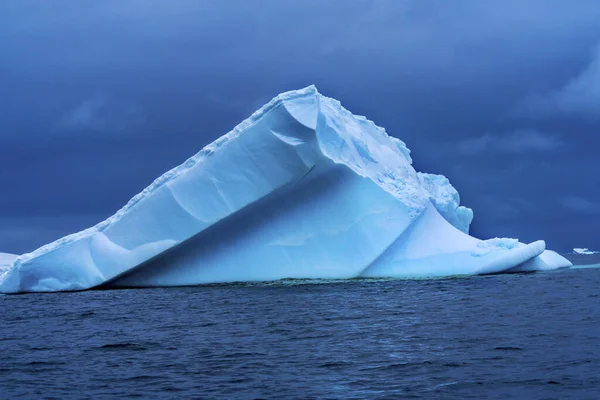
[2, 267, 599, 399]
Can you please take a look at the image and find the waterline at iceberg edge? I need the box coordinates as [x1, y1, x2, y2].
[0, 86, 571, 293]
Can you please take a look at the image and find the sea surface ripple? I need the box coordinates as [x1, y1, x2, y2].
[1, 267, 599, 399]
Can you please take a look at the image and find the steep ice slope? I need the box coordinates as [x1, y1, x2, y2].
[0, 86, 561, 293]
[417, 173, 473, 234]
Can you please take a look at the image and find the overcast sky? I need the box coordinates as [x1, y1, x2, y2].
[1, 0, 599, 254]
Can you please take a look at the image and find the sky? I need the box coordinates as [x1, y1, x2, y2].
[1, 0, 599, 254]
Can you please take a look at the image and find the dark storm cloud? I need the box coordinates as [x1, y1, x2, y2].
[1, 0, 599, 253]
[561, 196, 600, 215]
[515, 44, 600, 120]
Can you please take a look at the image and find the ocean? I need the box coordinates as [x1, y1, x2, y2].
[1, 266, 599, 399]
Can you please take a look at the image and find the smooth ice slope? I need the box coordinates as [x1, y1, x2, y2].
[0, 86, 564, 293]
[506, 250, 572, 272]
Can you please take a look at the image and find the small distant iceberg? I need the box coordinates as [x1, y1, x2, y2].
[573, 248, 599, 255]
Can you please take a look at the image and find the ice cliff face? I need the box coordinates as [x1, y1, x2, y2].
[0, 86, 571, 293]
[417, 173, 473, 234]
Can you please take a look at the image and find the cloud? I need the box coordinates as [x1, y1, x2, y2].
[560, 196, 600, 214]
[516, 44, 600, 119]
[457, 129, 564, 155]
[0, 1, 599, 253]
[55, 93, 144, 134]
[475, 195, 537, 220]
[57, 94, 107, 131]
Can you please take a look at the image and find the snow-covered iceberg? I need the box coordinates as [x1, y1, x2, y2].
[0, 86, 571, 293]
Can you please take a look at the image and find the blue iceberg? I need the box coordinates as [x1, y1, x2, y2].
[0, 86, 570, 293]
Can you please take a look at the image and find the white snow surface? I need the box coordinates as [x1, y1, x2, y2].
[573, 248, 598, 255]
[0, 86, 565, 293]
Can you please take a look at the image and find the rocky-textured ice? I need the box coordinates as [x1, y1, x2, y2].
[0, 86, 570, 293]
[417, 173, 473, 233]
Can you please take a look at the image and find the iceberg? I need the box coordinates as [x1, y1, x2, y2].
[0, 86, 571, 293]
[573, 248, 598, 255]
